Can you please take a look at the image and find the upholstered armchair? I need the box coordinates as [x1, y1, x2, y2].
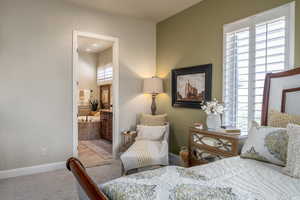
[120, 123, 169, 174]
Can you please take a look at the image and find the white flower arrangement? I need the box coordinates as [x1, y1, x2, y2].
[201, 98, 224, 115]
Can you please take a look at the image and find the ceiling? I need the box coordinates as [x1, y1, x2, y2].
[78, 36, 113, 53]
[65, 0, 203, 22]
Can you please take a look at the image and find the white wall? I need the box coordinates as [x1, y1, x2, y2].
[97, 47, 113, 86]
[78, 52, 98, 98]
[97, 47, 113, 105]
[0, 0, 155, 170]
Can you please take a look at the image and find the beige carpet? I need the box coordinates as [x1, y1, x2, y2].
[0, 160, 122, 200]
[78, 140, 113, 168]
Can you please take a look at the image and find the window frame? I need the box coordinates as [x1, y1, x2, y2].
[97, 63, 113, 85]
[222, 2, 295, 132]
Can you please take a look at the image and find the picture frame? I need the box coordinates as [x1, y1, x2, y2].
[172, 64, 212, 109]
[100, 84, 111, 109]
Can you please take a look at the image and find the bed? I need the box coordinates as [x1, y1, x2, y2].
[67, 68, 300, 200]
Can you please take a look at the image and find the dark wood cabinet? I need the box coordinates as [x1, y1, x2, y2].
[100, 110, 112, 142]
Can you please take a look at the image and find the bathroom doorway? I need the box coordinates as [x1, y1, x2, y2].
[72, 31, 119, 167]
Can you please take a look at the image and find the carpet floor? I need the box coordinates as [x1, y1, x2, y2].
[78, 140, 113, 168]
[0, 160, 122, 200]
[0, 156, 179, 200]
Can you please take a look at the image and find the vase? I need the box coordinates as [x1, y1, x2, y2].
[179, 146, 189, 167]
[206, 114, 221, 130]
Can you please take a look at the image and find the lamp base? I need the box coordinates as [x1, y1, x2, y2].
[151, 94, 157, 115]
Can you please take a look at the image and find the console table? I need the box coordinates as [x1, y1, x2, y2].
[188, 128, 247, 166]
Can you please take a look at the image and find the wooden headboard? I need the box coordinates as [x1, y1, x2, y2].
[281, 87, 300, 112]
[261, 67, 300, 125]
[66, 157, 109, 200]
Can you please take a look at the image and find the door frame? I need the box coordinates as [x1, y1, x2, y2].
[72, 31, 119, 158]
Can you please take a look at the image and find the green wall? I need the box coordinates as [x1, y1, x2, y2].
[156, 0, 300, 154]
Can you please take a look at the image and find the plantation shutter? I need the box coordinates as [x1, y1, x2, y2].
[223, 28, 250, 132]
[253, 18, 286, 124]
[223, 2, 294, 134]
[97, 63, 113, 83]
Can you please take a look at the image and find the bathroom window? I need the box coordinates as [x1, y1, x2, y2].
[97, 63, 113, 84]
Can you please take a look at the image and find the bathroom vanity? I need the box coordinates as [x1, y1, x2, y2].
[100, 110, 113, 142]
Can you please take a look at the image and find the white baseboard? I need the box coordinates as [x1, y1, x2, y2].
[169, 153, 181, 166]
[0, 161, 65, 179]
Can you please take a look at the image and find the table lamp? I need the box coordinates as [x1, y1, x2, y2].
[143, 77, 163, 115]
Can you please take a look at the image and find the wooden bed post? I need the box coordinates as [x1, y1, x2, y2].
[66, 157, 109, 200]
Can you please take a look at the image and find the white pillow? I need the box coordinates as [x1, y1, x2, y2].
[136, 125, 166, 141]
[282, 124, 300, 178]
[241, 121, 288, 166]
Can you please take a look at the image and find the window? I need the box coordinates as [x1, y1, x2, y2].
[97, 63, 113, 84]
[223, 2, 295, 133]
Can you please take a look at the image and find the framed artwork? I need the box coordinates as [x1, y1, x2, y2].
[100, 84, 111, 109]
[172, 64, 212, 108]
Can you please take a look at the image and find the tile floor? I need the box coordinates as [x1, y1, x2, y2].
[78, 139, 113, 168]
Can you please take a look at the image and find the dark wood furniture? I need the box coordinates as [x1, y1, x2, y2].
[66, 157, 108, 200]
[281, 87, 300, 112]
[100, 85, 111, 109]
[100, 110, 112, 142]
[66, 68, 300, 200]
[188, 128, 247, 166]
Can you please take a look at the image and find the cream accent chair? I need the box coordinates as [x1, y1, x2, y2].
[120, 123, 169, 174]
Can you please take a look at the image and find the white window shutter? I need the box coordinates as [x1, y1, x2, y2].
[223, 2, 294, 134]
[223, 28, 250, 132]
[253, 17, 286, 124]
[97, 63, 113, 84]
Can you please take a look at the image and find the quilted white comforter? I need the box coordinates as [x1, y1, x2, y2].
[78, 157, 300, 200]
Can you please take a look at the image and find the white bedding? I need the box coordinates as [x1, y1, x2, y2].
[189, 157, 300, 199]
[78, 157, 300, 200]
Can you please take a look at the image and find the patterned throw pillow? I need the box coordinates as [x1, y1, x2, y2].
[140, 113, 167, 126]
[241, 121, 288, 166]
[282, 124, 300, 178]
[268, 109, 300, 128]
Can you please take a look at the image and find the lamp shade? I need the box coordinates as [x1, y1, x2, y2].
[143, 77, 163, 94]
